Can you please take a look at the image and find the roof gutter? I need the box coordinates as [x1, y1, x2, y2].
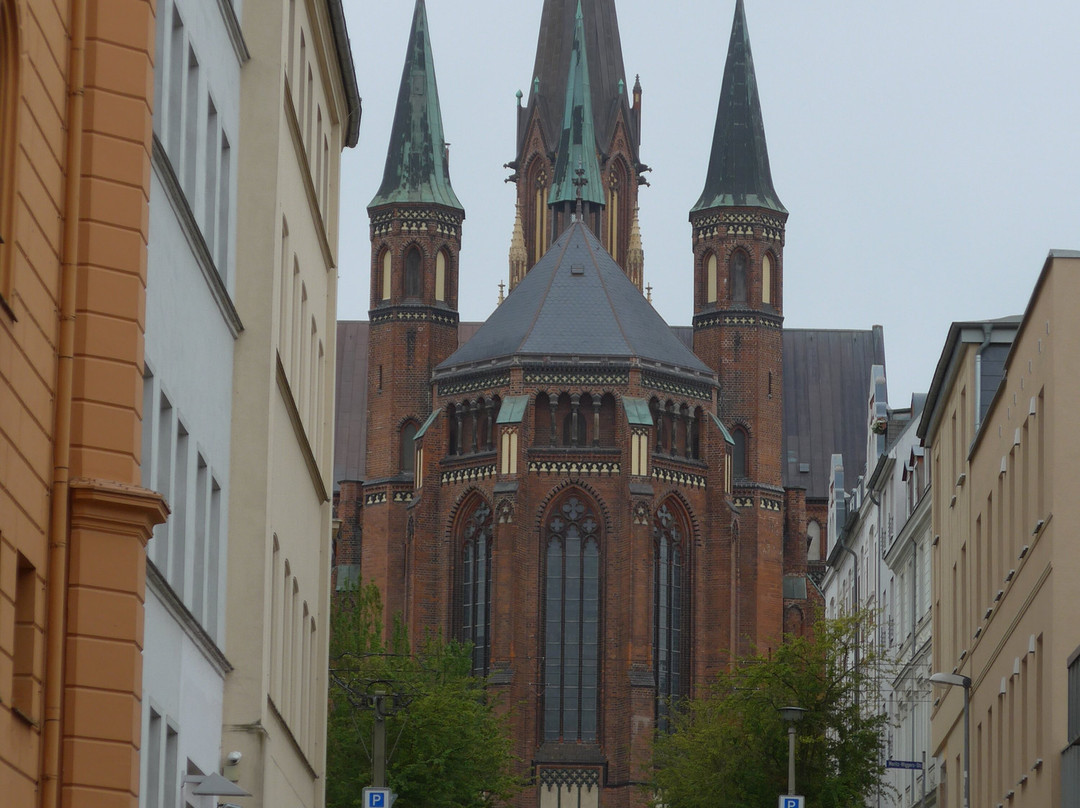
[326, 0, 361, 148]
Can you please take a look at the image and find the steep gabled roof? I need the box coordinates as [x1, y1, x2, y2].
[692, 0, 784, 214]
[434, 220, 713, 379]
[549, 3, 606, 206]
[369, 0, 462, 211]
[520, 0, 636, 161]
[781, 328, 887, 500]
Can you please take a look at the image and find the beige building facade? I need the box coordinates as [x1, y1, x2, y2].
[921, 251, 1080, 807]
[221, 1, 358, 807]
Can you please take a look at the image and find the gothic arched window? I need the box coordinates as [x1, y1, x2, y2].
[730, 251, 748, 303]
[543, 496, 600, 743]
[732, 427, 748, 478]
[459, 499, 493, 676]
[404, 247, 422, 298]
[706, 253, 718, 304]
[654, 502, 688, 730]
[762, 252, 774, 306]
[400, 421, 418, 475]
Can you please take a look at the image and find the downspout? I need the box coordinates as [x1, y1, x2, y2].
[41, 0, 87, 805]
[973, 324, 992, 437]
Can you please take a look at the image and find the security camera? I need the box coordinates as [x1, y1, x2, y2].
[226, 751, 242, 766]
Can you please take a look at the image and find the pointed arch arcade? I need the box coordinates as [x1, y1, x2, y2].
[542, 491, 601, 743]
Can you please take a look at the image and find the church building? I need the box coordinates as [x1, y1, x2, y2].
[333, 2, 885, 806]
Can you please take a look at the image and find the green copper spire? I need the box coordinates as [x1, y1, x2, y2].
[548, 2, 605, 207]
[370, 0, 462, 210]
[692, 0, 785, 214]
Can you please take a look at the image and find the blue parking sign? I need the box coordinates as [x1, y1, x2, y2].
[363, 788, 393, 808]
[780, 798, 805, 808]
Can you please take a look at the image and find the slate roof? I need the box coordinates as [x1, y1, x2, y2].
[369, 0, 462, 211]
[520, 0, 636, 162]
[433, 220, 714, 378]
[692, 0, 785, 214]
[781, 327, 887, 500]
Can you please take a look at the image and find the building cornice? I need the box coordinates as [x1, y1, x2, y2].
[147, 561, 233, 678]
[276, 353, 330, 503]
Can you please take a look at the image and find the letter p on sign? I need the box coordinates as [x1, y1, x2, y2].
[780, 798, 805, 808]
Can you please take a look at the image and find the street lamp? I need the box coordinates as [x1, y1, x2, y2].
[778, 706, 807, 796]
[930, 672, 971, 808]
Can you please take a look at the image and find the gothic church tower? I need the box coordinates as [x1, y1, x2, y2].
[363, 0, 464, 627]
[691, 0, 789, 654]
[507, 0, 647, 288]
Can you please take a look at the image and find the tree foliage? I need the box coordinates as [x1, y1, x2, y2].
[651, 610, 889, 808]
[327, 584, 521, 808]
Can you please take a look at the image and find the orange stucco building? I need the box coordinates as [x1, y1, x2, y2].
[0, 1, 167, 807]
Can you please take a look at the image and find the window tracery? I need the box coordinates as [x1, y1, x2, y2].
[543, 495, 600, 743]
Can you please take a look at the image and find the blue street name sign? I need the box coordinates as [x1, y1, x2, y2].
[363, 788, 395, 808]
[886, 760, 924, 770]
[779, 797, 805, 808]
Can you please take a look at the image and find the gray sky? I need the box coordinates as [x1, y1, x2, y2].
[337, 0, 1080, 407]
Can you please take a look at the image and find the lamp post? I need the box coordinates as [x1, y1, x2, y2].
[930, 672, 971, 808]
[778, 706, 807, 796]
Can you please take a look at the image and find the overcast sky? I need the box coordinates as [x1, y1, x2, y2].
[337, 0, 1080, 407]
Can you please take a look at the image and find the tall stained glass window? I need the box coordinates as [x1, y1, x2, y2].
[654, 502, 686, 730]
[544, 496, 600, 743]
[460, 500, 493, 676]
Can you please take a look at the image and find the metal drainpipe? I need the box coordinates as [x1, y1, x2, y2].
[973, 324, 993, 436]
[41, 0, 87, 804]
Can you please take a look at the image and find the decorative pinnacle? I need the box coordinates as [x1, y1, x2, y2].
[498, 280, 506, 305]
[573, 161, 587, 219]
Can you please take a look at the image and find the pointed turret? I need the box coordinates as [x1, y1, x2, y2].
[370, 0, 462, 211]
[626, 205, 644, 291]
[509, 202, 528, 291]
[692, 0, 784, 214]
[549, 3, 605, 207]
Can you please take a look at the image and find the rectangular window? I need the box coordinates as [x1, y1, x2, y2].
[146, 709, 162, 808]
[183, 47, 199, 199]
[207, 478, 221, 641]
[154, 391, 175, 571]
[164, 723, 179, 808]
[270, 539, 281, 703]
[12, 554, 38, 718]
[279, 219, 290, 360]
[217, 132, 231, 277]
[192, 455, 208, 625]
[172, 422, 189, 598]
[203, 99, 218, 255]
[167, 9, 184, 159]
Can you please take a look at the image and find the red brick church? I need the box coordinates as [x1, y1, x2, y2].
[333, 1, 885, 806]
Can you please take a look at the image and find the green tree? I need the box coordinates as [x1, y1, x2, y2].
[327, 583, 521, 808]
[651, 610, 889, 808]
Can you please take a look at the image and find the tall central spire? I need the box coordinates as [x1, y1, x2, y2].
[549, 3, 605, 207]
[692, 0, 784, 213]
[522, 0, 635, 159]
[370, 0, 462, 210]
